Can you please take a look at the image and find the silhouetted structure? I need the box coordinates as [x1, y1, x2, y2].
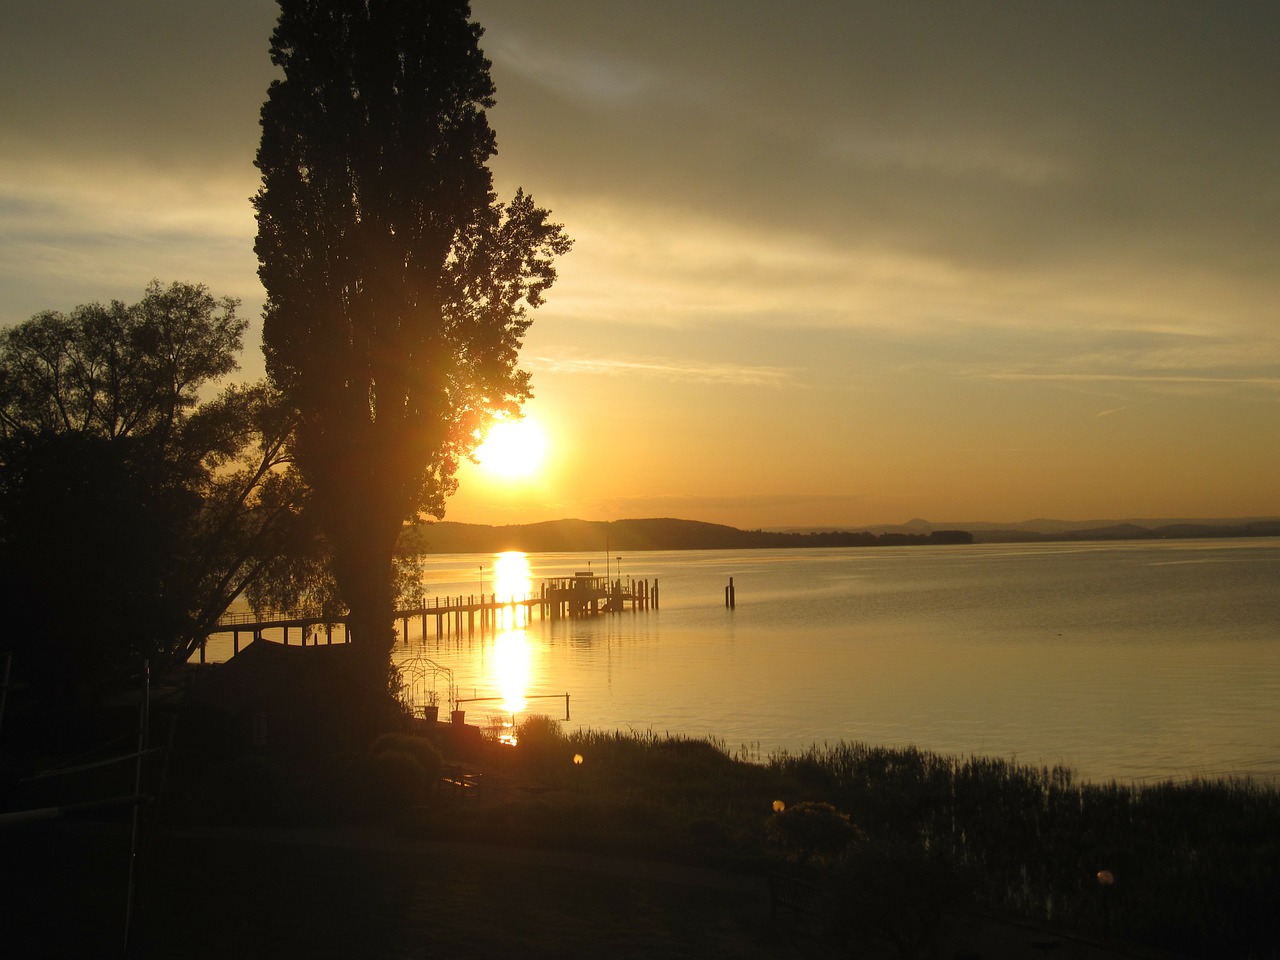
[199, 573, 658, 660]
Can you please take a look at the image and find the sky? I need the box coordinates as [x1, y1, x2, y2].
[2, 1, 1277, 529]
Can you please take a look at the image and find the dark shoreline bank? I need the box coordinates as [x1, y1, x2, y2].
[401, 516, 1280, 555]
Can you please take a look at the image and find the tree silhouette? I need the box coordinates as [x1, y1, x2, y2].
[0, 282, 301, 705]
[253, 0, 570, 689]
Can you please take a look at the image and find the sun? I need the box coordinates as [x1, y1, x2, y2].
[475, 416, 547, 478]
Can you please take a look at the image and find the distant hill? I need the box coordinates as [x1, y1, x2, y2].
[398, 518, 973, 554]
[398, 516, 1280, 554]
[768, 516, 1280, 544]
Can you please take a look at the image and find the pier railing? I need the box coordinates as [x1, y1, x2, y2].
[198, 577, 658, 663]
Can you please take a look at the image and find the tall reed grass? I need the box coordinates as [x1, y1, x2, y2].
[460, 720, 1279, 959]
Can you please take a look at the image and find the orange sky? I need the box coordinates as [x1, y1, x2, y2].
[2, 1, 1277, 529]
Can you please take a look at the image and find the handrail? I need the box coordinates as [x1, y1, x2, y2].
[454, 692, 571, 721]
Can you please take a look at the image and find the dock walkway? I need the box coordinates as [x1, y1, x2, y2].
[201, 573, 658, 661]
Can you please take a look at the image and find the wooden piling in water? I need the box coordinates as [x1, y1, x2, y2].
[205, 571, 660, 662]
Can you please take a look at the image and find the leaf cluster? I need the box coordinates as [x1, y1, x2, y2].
[0, 282, 306, 705]
[254, 0, 571, 533]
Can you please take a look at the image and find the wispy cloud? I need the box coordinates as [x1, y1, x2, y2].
[829, 131, 1076, 187]
[488, 34, 667, 107]
[985, 373, 1280, 388]
[529, 351, 792, 387]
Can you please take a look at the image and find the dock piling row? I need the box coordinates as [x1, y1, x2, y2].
[204, 574, 659, 656]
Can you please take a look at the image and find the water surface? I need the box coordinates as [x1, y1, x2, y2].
[217, 539, 1280, 784]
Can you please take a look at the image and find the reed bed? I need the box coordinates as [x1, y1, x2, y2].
[458, 720, 1279, 959]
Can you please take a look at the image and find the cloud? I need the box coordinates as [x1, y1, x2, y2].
[0, 159, 262, 327]
[987, 373, 1280, 389]
[482, 1, 1279, 344]
[529, 351, 792, 388]
[827, 131, 1076, 187]
[486, 33, 669, 107]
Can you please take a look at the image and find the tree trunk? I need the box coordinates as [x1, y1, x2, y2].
[331, 517, 399, 675]
[305, 426, 406, 700]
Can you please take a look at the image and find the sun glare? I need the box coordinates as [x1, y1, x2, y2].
[475, 417, 547, 478]
[491, 551, 533, 629]
[494, 629, 531, 714]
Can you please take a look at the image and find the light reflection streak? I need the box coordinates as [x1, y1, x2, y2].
[493, 628, 531, 714]
[492, 551, 533, 630]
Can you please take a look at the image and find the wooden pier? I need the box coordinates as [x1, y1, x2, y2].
[201, 572, 658, 662]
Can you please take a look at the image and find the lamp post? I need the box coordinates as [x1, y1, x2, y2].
[1097, 869, 1115, 938]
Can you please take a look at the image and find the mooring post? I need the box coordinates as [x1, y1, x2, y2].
[726, 577, 736, 609]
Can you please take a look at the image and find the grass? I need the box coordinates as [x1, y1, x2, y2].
[418, 717, 1280, 959]
[6, 713, 1277, 958]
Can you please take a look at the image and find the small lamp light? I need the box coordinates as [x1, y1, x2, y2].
[772, 800, 786, 812]
[1097, 869, 1115, 938]
[573, 753, 584, 765]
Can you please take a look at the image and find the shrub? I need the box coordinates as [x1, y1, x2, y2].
[366, 749, 430, 811]
[767, 800, 862, 866]
[370, 732, 443, 785]
[514, 714, 568, 774]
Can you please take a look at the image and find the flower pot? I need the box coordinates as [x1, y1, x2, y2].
[451, 709, 466, 725]
[422, 705, 439, 723]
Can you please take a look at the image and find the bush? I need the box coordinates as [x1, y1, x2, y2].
[366, 749, 430, 812]
[370, 732, 443, 785]
[767, 801, 861, 866]
[514, 714, 568, 772]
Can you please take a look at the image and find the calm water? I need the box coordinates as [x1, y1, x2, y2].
[215, 539, 1280, 784]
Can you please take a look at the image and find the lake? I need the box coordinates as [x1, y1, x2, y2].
[213, 538, 1280, 785]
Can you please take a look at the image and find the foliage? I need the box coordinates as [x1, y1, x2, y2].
[246, 530, 429, 626]
[0, 282, 303, 704]
[365, 749, 430, 812]
[830, 840, 969, 960]
[253, 0, 571, 679]
[408, 724, 1280, 959]
[766, 800, 861, 866]
[370, 731, 444, 787]
[0, 279, 244, 440]
[766, 743, 1280, 958]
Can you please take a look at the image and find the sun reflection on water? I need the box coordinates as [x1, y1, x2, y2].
[492, 551, 533, 630]
[494, 628, 531, 714]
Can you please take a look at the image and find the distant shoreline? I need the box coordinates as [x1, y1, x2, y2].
[400, 515, 1280, 555]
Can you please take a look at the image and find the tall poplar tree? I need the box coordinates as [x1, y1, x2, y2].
[253, 0, 570, 688]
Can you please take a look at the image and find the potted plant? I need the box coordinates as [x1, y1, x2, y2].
[422, 689, 440, 723]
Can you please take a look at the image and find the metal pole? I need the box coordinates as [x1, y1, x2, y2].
[123, 660, 150, 957]
[0, 651, 11, 741]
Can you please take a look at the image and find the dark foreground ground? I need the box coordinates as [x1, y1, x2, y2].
[4, 817, 1169, 960]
